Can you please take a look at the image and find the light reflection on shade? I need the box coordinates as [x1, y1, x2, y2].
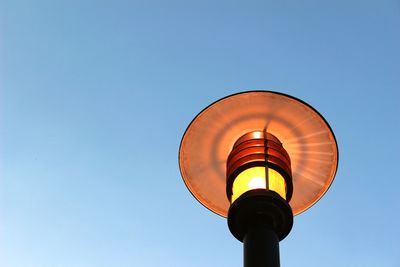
[231, 167, 286, 203]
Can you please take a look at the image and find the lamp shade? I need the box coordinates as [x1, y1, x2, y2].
[179, 91, 338, 217]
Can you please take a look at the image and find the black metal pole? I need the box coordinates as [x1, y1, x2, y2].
[243, 226, 280, 267]
[228, 190, 293, 267]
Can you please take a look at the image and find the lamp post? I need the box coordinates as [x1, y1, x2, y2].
[179, 91, 338, 267]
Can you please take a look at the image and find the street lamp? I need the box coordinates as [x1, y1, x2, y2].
[179, 91, 338, 267]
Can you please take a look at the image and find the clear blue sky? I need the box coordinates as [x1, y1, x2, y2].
[1, 1, 399, 266]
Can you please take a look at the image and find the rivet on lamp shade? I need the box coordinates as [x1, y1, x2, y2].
[179, 91, 339, 217]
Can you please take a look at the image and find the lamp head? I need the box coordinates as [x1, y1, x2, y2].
[179, 91, 338, 217]
[225, 130, 295, 241]
[226, 131, 293, 204]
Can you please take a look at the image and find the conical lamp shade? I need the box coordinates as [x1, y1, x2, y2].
[179, 91, 338, 217]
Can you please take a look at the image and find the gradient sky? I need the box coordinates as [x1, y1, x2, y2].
[1, 1, 400, 267]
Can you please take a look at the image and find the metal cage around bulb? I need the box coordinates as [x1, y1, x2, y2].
[226, 131, 293, 204]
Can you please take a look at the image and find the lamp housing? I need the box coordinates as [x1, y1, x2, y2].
[178, 91, 338, 217]
[226, 131, 293, 204]
[226, 131, 294, 241]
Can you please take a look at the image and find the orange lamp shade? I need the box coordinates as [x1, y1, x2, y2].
[179, 91, 338, 217]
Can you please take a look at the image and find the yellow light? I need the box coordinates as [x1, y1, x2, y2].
[231, 167, 287, 203]
[232, 167, 266, 203]
[269, 168, 286, 201]
[248, 176, 266, 189]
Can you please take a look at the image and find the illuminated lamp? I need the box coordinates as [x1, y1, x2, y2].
[179, 91, 338, 267]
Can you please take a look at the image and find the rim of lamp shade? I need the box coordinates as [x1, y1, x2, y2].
[178, 90, 339, 217]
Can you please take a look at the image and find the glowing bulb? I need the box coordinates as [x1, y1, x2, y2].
[231, 167, 266, 203]
[231, 167, 287, 203]
[248, 177, 266, 189]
